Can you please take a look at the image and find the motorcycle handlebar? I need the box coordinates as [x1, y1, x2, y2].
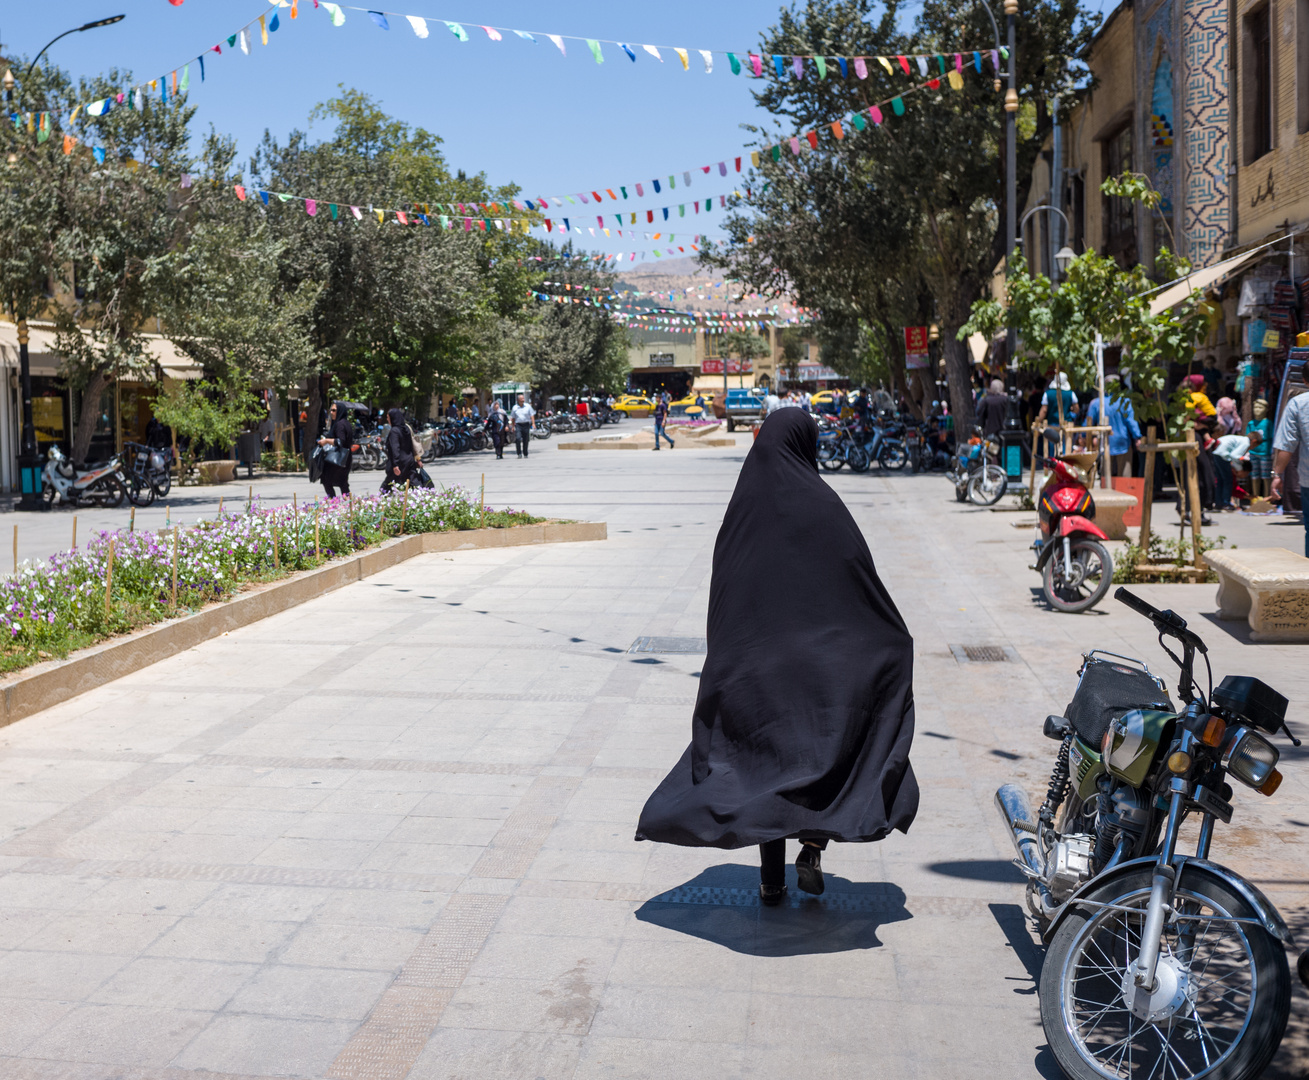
[1113, 587, 1208, 655]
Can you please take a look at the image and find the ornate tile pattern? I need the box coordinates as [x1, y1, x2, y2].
[1181, 0, 1231, 264]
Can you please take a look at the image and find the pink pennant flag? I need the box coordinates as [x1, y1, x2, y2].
[854, 57, 867, 79]
[306, 199, 317, 216]
[636, 183, 644, 196]
[234, 185, 246, 200]
[397, 211, 408, 224]
[350, 206, 362, 219]
[482, 26, 502, 41]
[596, 215, 604, 228]
[749, 52, 762, 77]
[719, 161, 727, 176]
[869, 105, 883, 125]
[579, 193, 589, 203]
[955, 53, 963, 72]
[790, 136, 801, 155]
[464, 218, 472, 231]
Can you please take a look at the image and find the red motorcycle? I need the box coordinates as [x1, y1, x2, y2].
[1031, 453, 1114, 612]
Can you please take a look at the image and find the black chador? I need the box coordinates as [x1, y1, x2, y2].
[635, 408, 918, 903]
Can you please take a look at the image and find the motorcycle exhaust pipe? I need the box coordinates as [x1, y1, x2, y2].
[995, 783, 1043, 878]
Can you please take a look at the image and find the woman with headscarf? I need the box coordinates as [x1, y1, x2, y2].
[317, 401, 354, 498]
[635, 408, 918, 904]
[1215, 396, 1242, 436]
[1178, 375, 1217, 522]
[381, 407, 416, 493]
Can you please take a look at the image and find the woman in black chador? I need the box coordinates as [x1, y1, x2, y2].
[635, 408, 918, 904]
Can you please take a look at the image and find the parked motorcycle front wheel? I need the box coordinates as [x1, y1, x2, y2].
[152, 471, 172, 499]
[126, 474, 155, 507]
[846, 446, 871, 473]
[967, 464, 1008, 506]
[94, 476, 126, 509]
[817, 442, 844, 471]
[878, 443, 908, 471]
[1041, 868, 1290, 1080]
[1042, 538, 1112, 613]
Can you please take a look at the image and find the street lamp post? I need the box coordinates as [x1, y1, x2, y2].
[1005, 0, 1019, 369]
[5, 15, 125, 509]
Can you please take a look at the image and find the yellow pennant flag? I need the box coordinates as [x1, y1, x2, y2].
[259, 15, 268, 45]
[878, 56, 894, 74]
[375, 209, 385, 223]
[69, 104, 82, 125]
[675, 48, 689, 70]
[750, 151, 760, 167]
[947, 70, 964, 90]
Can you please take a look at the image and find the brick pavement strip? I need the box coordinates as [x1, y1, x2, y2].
[0, 445, 1301, 1078]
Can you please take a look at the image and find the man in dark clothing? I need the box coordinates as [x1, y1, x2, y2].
[487, 401, 507, 459]
[975, 379, 1009, 438]
[653, 397, 675, 450]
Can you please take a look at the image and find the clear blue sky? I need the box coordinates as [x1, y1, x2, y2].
[2, 0, 823, 260]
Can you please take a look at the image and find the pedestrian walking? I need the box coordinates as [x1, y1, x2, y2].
[975, 379, 1009, 439]
[317, 401, 354, 498]
[636, 408, 919, 905]
[380, 407, 416, 492]
[1083, 378, 1143, 476]
[511, 393, 535, 458]
[1272, 390, 1309, 554]
[487, 400, 507, 459]
[653, 395, 675, 450]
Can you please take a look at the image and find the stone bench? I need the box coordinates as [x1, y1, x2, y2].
[1091, 489, 1138, 540]
[1204, 547, 1309, 642]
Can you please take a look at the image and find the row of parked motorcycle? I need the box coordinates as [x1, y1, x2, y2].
[38, 442, 173, 509]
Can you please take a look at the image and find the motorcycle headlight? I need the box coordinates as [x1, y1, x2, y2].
[1225, 728, 1279, 789]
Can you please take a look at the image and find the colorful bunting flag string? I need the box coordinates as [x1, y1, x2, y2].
[325, 3, 1004, 81]
[526, 292, 814, 331]
[528, 63, 979, 210]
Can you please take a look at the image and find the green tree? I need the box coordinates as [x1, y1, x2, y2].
[704, 0, 1095, 429]
[523, 256, 631, 395]
[150, 377, 265, 480]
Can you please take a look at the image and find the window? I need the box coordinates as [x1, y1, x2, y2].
[704, 334, 722, 357]
[1068, 175, 1086, 252]
[1244, 5, 1273, 162]
[1102, 122, 1135, 264]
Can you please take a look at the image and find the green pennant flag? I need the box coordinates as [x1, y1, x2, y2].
[180, 64, 190, 91]
[771, 144, 782, 161]
[227, 34, 237, 48]
[329, 204, 339, 220]
[587, 39, 604, 64]
[276, 193, 291, 202]
[620, 186, 628, 199]
[669, 175, 675, 189]
[851, 112, 867, 131]
[815, 56, 826, 80]
[891, 96, 905, 115]
[936, 54, 946, 74]
[727, 52, 741, 75]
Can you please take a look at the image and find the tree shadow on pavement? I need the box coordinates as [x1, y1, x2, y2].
[634, 861, 910, 957]
[1265, 902, 1309, 1079]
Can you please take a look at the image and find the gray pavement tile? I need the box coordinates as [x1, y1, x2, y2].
[0, 997, 75, 1056]
[407, 1028, 584, 1080]
[573, 1037, 746, 1080]
[358, 841, 484, 877]
[171, 1013, 358, 1077]
[0, 908, 55, 950]
[24, 1003, 212, 1067]
[88, 957, 258, 1010]
[444, 974, 604, 1036]
[0, 873, 107, 911]
[20, 911, 177, 955]
[185, 808, 307, 838]
[525, 849, 650, 885]
[251, 837, 380, 871]
[589, 984, 752, 1043]
[466, 931, 621, 983]
[493, 895, 637, 939]
[151, 832, 279, 866]
[409, 792, 520, 818]
[606, 936, 753, 991]
[145, 916, 300, 963]
[278, 922, 423, 970]
[226, 963, 394, 1020]
[384, 815, 504, 847]
[0, 949, 130, 1000]
[74, 877, 219, 916]
[192, 883, 331, 922]
[311, 889, 447, 929]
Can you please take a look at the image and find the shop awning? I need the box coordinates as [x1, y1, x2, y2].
[1146, 243, 1278, 316]
[0, 320, 204, 380]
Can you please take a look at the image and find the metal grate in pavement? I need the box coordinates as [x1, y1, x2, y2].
[628, 636, 707, 654]
[949, 644, 1018, 664]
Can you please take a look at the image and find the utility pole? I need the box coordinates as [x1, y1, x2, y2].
[1005, 0, 1019, 366]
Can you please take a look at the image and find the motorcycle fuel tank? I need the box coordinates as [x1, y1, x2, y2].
[1068, 736, 1106, 802]
[1102, 708, 1175, 788]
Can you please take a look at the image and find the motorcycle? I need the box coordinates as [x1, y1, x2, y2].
[123, 442, 172, 506]
[40, 444, 129, 508]
[947, 429, 1008, 505]
[817, 420, 868, 472]
[997, 587, 1298, 1080]
[1031, 452, 1113, 612]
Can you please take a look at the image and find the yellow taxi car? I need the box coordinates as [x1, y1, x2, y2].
[613, 394, 655, 418]
[669, 392, 714, 418]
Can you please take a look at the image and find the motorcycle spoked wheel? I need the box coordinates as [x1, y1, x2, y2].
[817, 444, 845, 471]
[153, 472, 172, 499]
[878, 444, 908, 471]
[967, 464, 1008, 506]
[127, 475, 155, 507]
[1042, 538, 1112, 613]
[1041, 869, 1290, 1080]
[93, 477, 126, 509]
[846, 446, 871, 473]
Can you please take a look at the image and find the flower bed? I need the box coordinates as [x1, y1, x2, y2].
[0, 486, 540, 675]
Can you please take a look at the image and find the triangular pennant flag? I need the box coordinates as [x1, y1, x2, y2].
[850, 112, 867, 131]
[321, 3, 345, 26]
[974, 51, 983, 73]
[683, 171, 691, 185]
[750, 52, 762, 77]
[947, 70, 963, 90]
[446, 22, 468, 41]
[268, 11, 279, 32]
[180, 64, 190, 90]
[917, 55, 929, 76]
[815, 56, 826, 80]
[350, 205, 361, 219]
[329, 203, 339, 219]
[586, 39, 603, 63]
[727, 52, 741, 75]
[751, 151, 760, 166]
[258, 15, 268, 44]
[514, 30, 535, 42]
[699, 50, 713, 73]
[397, 211, 408, 224]
[291, 0, 298, 18]
[805, 130, 818, 149]
[897, 55, 910, 75]
[838, 57, 848, 77]
[375, 209, 385, 223]
[619, 42, 636, 62]
[368, 12, 389, 31]
[790, 136, 801, 155]
[226, 34, 237, 49]
[548, 34, 566, 56]
[482, 26, 502, 41]
[878, 56, 893, 74]
[62, 133, 76, 154]
[234, 184, 247, 200]
[94, 147, 106, 163]
[869, 105, 883, 124]
[831, 121, 844, 139]
[259, 190, 270, 205]
[306, 199, 317, 216]
[955, 52, 964, 72]
[854, 57, 867, 79]
[198, 55, 205, 81]
[405, 16, 428, 37]
[891, 96, 905, 116]
[675, 48, 689, 70]
[936, 54, 946, 74]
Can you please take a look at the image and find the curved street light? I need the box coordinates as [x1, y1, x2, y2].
[4, 14, 126, 510]
[1019, 204, 1076, 277]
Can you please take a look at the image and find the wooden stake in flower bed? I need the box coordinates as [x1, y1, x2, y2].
[12, 524, 16, 576]
[71, 515, 77, 550]
[314, 505, 320, 558]
[171, 527, 178, 609]
[480, 473, 486, 530]
[104, 537, 115, 617]
[400, 480, 410, 534]
[218, 497, 224, 519]
[292, 493, 299, 553]
[129, 507, 135, 533]
[273, 527, 279, 571]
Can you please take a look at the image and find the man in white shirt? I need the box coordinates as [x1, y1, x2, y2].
[511, 394, 536, 458]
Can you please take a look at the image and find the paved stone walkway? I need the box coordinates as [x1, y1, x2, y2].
[0, 442, 1303, 1078]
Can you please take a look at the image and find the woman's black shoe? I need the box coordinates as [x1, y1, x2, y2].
[796, 845, 824, 895]
[759, 883, 787, 906]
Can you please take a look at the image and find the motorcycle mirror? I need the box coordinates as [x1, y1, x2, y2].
[1043, 715, 1072, 741]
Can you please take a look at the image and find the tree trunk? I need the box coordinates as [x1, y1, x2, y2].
[71, 367, 112, 465]
[942, 332, 976, 435]
[304, 373, 322, 465]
